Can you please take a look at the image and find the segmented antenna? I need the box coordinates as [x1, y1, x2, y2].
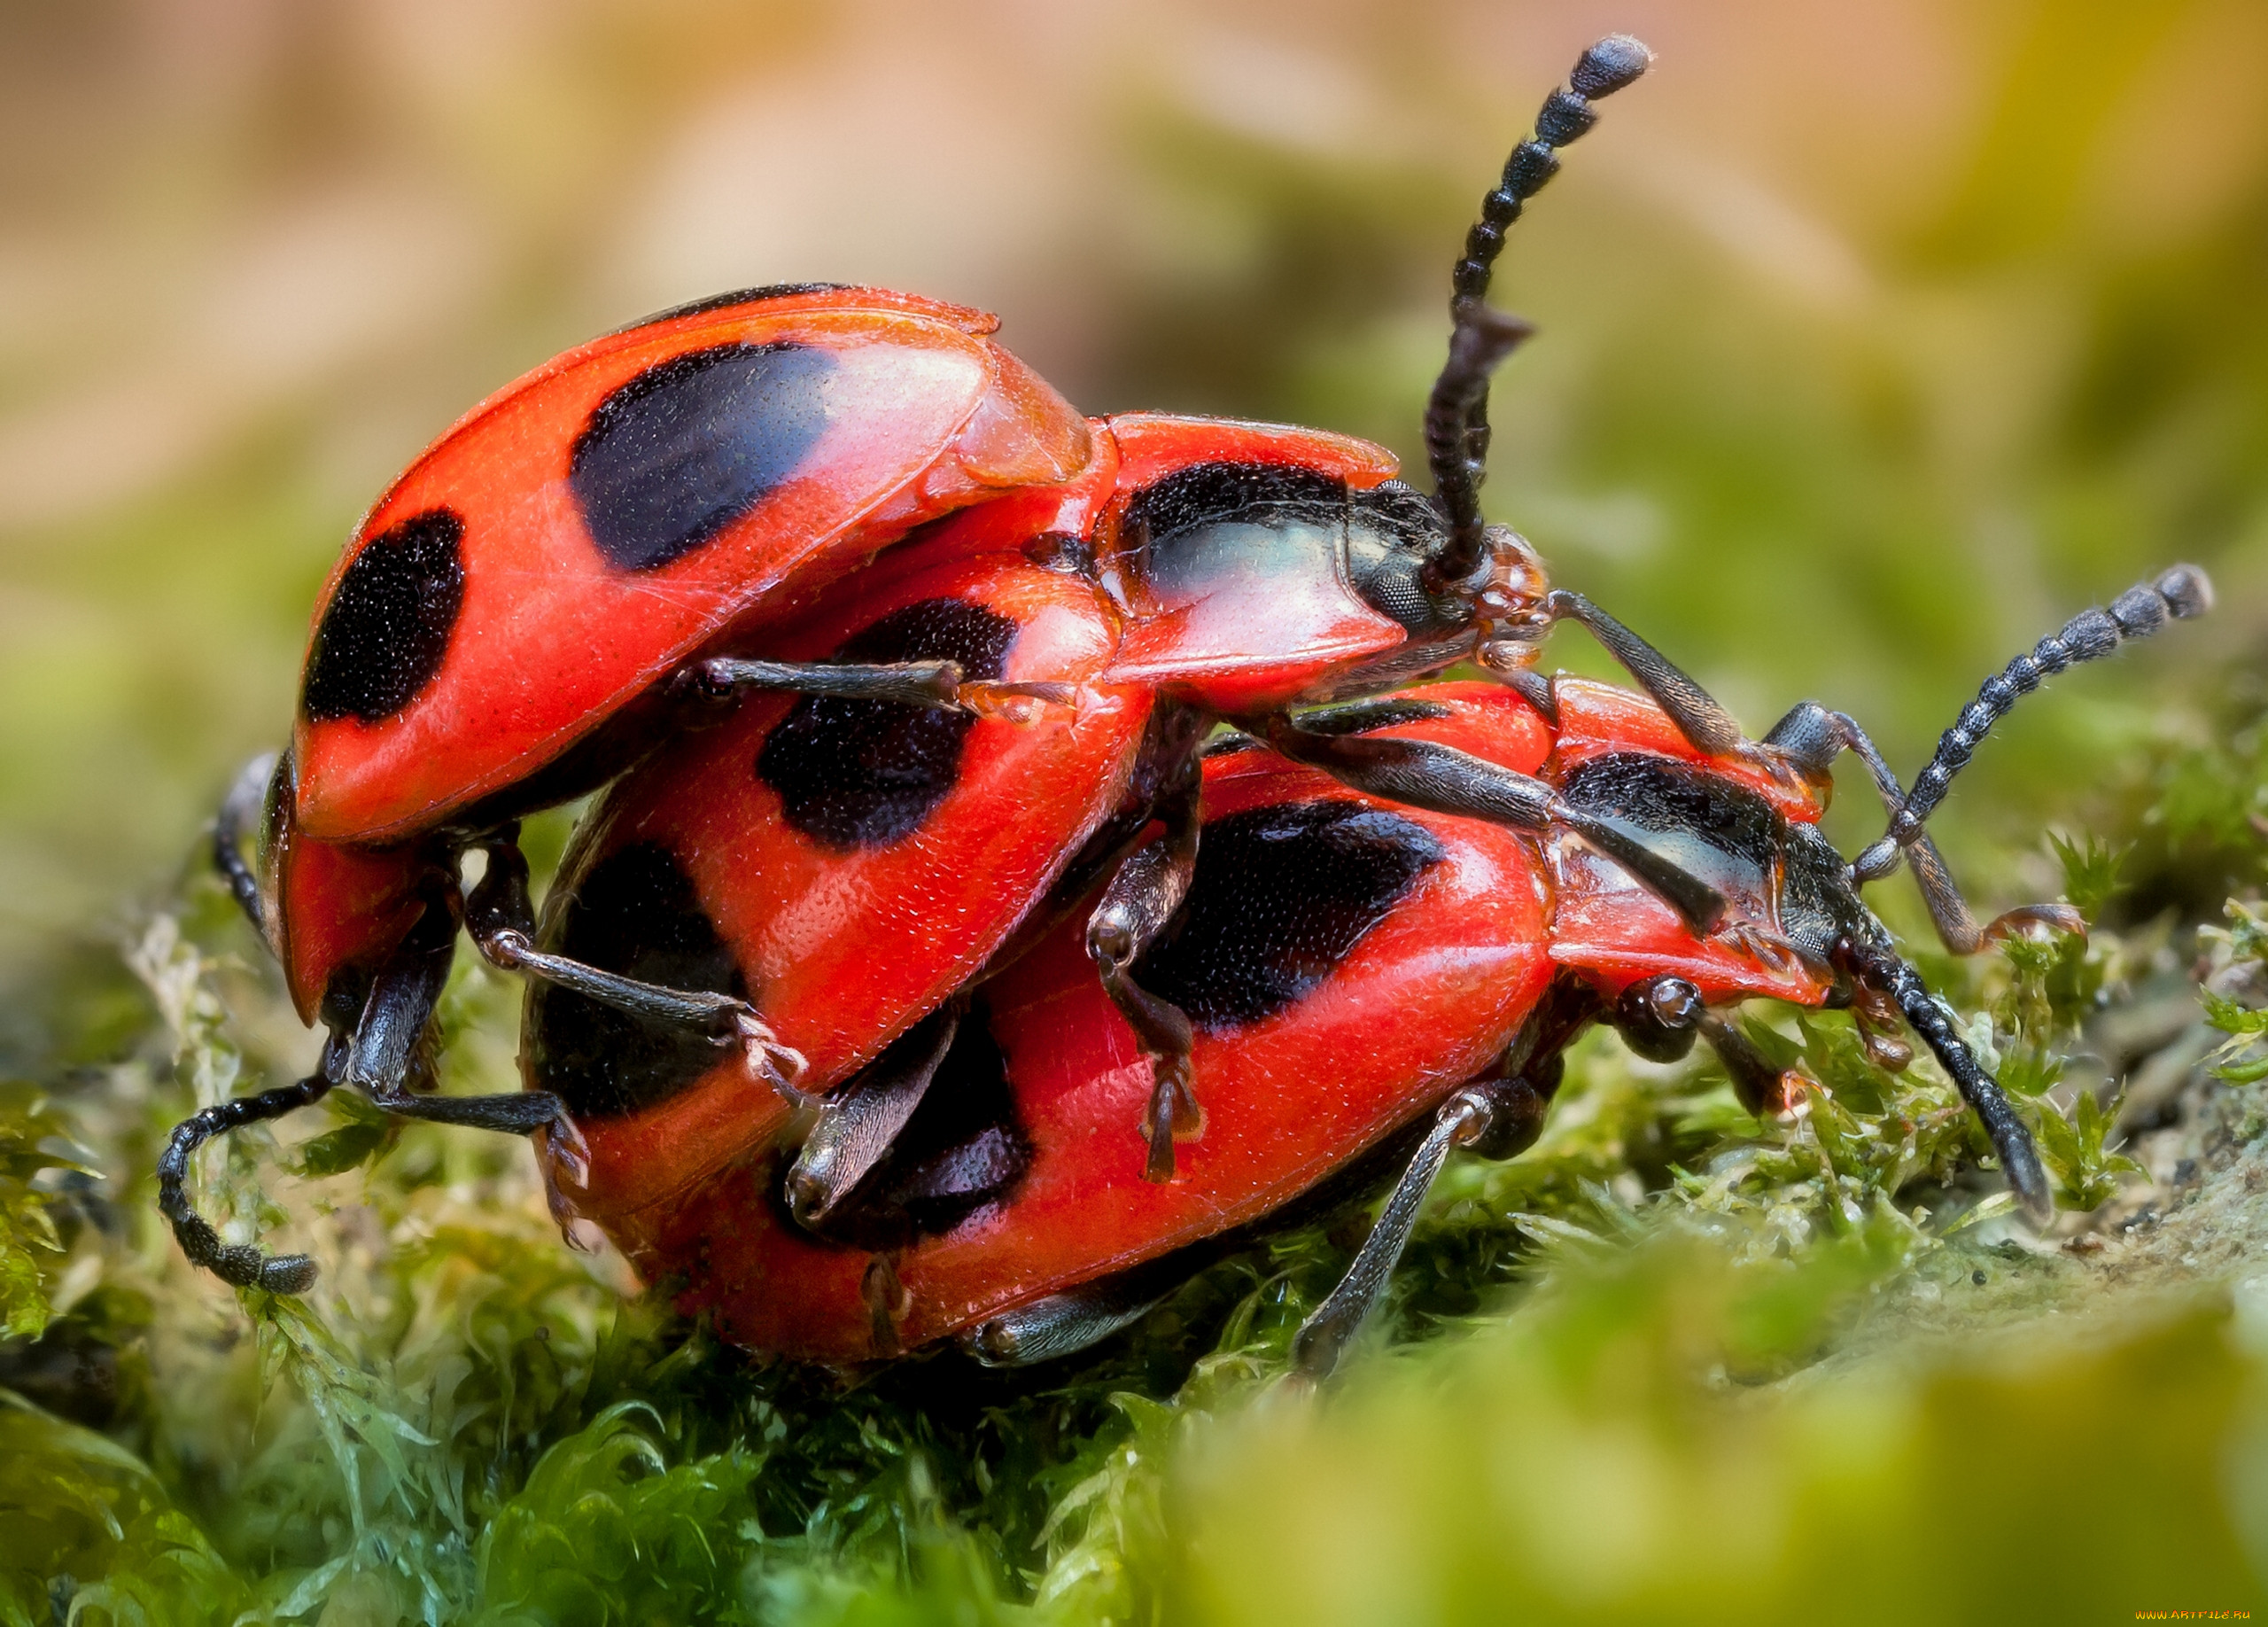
[1843, 936, 2053, 1221]
[1851, 566, 2213, 883]
[1427, 34, 1652, 584]
[213, 751, 276, 933]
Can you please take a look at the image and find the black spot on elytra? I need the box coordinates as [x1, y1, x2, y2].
[570, 342, 835, 572]
[612, 283, 850, 334]
[302, 509, 466, 724]
[793, 1000, 1032, 1251]
[1120, 461, 1349, 545]
[756, 598, 1018, 849]
[524, 841, 743, 1120]
[1553, 752, 1865, 964]
[1134, 800, 1443, 1031]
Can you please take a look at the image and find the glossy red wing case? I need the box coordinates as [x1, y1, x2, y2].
[618, 689, 1557, 1361]
[293, 287, 1091, 844]
[527, 541, 1152, 1223]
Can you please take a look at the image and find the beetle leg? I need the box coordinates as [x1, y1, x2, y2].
[862, 1252, 912, 1359]
[959, 1242, 1226, 1367]
[464, 828, 809, 1102]
[673, 655, 1075, 723]
[785, 1002, 961, 1230]
[1087, 760, 1205, 1181]
[1291, 1074, 1551, 1382]
[1519, 589, 1751, 758]
[344, 904, 570, 1134]
[1696, 1009, 1804, 1117]
[1256, 718, 1729, 935]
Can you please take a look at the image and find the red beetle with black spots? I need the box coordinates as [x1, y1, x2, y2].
[517, 545, 2204, 1374]
[159, 35, 2208, 1321]
[172, 36, 1687, 1291]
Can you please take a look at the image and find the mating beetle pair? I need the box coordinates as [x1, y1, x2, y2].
[165, 37, 2209, 1378]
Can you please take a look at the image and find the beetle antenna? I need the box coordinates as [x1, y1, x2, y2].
[1428, 34, 1652, 582]
[1850, 565, 2213, 884]
[157, 1039, 344, 1296]
[213, 751, 276, 936]
[1843, 937, 2053, 1222]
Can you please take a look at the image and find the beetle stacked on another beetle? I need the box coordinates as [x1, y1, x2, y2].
[164, 36, 2211, 1381]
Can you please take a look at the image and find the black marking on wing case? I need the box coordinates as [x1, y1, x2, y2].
[615, 283, 850, 333]
[302, 507, 468, 725]
[756, 598, 1018, 849]
[570, 341, 835, 572]
[524, 840, 743, 1120]
[1134, 800, 1444, 1031]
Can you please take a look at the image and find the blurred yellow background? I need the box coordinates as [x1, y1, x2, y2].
[2, 0, 2262, 1050]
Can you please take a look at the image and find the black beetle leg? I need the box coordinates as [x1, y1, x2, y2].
[785, 1002, 961, 1231]
[959, 1245, 1217, 1368]
[1532, 590, 1748, 758]
[463, 826, 808, 1102]
[670, 655, 1076, 723]
[1254, 715, 1728, 936]
[1086, 754, 1205, 1182]
[341, 900, 566, 1139]
[1291, 1073, 1551, 1383]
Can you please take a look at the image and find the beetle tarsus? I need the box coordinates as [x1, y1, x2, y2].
[732, 1008, 812, 1106]
[1139, 1063, 1204, 1184]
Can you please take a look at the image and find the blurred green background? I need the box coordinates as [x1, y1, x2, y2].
[3, 0, 2266, 1621]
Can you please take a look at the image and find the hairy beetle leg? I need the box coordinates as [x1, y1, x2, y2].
[785, 1003, 959, 1229]
[675, 657, 1080, 723]
[1086, 759, 1205, 1180]
[1291, 1074, 1551, 1383]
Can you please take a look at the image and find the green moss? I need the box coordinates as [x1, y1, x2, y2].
[0, 1083, 94, 1343]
